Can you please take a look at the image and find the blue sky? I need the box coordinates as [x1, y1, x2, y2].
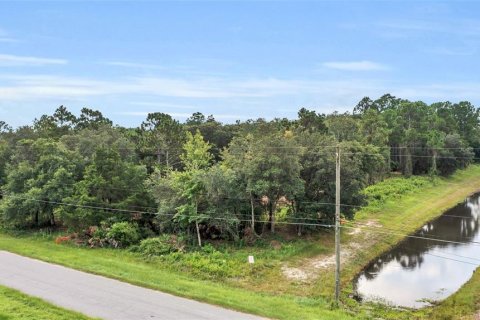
[0, 1, 479, 127]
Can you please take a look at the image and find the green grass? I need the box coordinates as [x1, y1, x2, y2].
[428, 268, 480, 320]
[2, 166, 480, 320]
[0, 233, 355, 320]
[0, 285, 94, 320]
[336, 165, 480, 319]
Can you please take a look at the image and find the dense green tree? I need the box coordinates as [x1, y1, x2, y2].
[61, 124, 136, 162]
[325, 112, 358, 142]
[225, 131, 304, 233]
[296, 108, 327, 133]
[1, 94, 479, 241]
[33, 106, 77, 139]
[57, 148, 152, 230]
[437, 134, 474, 175]
[0, 139, 77, 228]
[201, 164, 243, 240]
[75, 108, 112, 130]
[149, 130, 213, 246]
[137, 112, 186, 172]
[0, 121, 12, 133]
[185, 112, 206, 126]
[358, 109, 390, 147]
[185, 116, 235, 161]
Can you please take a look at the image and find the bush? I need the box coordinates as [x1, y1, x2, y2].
[138, 235, 184, 257]
[106, 222, 140, 248]
[361, 176, 431, 211]
[162, 249, 242, 279]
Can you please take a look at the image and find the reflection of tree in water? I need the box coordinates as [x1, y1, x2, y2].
[360, 194, 480, 281]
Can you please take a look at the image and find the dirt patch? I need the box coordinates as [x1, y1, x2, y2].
[281, 220, 380, 282]
[347, 220, 382, 235]
[280, 266, 309, 281]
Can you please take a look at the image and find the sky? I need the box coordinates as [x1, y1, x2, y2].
[0, 1, 479, 127]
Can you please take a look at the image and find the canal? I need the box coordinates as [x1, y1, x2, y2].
[354, 193, 480, 308]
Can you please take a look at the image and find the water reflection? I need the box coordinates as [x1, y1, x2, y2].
[354, 194, 480, 308]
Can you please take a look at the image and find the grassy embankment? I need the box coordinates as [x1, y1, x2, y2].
[1, 165, 480, 319]
[264, 165, 480, 319]
[338, 165, 480, 319]
[0, 285, 94, 320]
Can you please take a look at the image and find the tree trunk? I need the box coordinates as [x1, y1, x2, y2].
[250, 192, 255, 233]
[195, 199, 202, 247]
[261, 206, 268, 234]
[430, 150, 437, 176]
[50, 212, 56, 226]
[270, 202, 276, 234]
[195, 221, 202, 247]
[156, 147, 161, 164]
[387, 149, 392, 173]
[404, 147, 413, 177]
[291, 202, 302, 236]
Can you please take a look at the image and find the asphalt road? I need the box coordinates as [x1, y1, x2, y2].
[0, 251, 264, 320]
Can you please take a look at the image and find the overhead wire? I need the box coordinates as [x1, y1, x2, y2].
[3, 190, 479, 247]
[0, 192, 336, 227]
[339, 224, 480, 247]
[342, 219, 480, 243]
[2, 192, 480, 266]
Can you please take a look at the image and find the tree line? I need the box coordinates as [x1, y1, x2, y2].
[0, 95, 478, 246]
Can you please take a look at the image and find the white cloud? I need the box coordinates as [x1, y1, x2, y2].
[0, 54, 67, 67]
[377, 18, 480, 37]
[322, 61, 388, 71]
[129, 101, 198, 110]
[104, 61, 165, 70]
[0, 74, 380, 102]
[0, 74, 479, 112]
[392, 83, 480, 102]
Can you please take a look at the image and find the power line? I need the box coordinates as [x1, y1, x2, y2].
[3, 182, 480, 223]
[343, 220, 480, 243]
[424, 252, 479, 266]
[357, 245, 480, 271]
[2, 192, 480, 267]
[339, 224, 480, 247]
[98, 145, 480, 152]
[0, 192, 335, 227]
[426, 249, 480, 263]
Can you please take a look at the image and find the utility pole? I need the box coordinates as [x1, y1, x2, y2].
[335, 145, 341, 304]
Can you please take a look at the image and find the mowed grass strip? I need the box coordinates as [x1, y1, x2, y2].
[0, 285, 94, 320]
[0, 235, 354, 320]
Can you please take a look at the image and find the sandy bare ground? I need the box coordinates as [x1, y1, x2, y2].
[281, 220, 381, 282]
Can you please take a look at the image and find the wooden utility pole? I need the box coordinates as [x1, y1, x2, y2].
[335, 145, 341, 304]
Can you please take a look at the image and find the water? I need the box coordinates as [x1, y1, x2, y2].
[354, 193, 480, 308]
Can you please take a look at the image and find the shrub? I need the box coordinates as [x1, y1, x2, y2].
[138, 235, 184, 257]
[106, 222, 140, 248]
[361, 176, 432, 211]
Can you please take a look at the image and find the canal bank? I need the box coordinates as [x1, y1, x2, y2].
[337, 165, 480, 319]
[354, 193, 480, 308]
